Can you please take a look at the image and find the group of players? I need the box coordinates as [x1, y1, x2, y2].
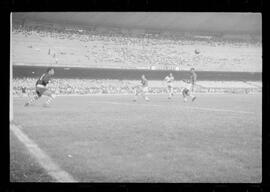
[24, 67, 197, 107]
[133, 68, 197, 102]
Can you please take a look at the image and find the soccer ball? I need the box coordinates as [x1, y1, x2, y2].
[195, 49, 200, 54]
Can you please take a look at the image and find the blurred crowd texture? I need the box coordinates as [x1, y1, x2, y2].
[13, 78, 262, 97]
[12, 23, 261, 72]
[12, 22, 262, 96]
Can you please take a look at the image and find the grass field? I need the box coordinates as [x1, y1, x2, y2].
[11, 93, 262, 183]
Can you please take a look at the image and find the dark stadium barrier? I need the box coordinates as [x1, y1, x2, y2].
[13, 65, 261, 81]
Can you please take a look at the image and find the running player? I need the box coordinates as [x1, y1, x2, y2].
[182, 79, 196, 102]
[190, 68, 197, 92]
[133, 74, 150, 102]
[164, 73, 174, 99]
[24, 67, 56, 107]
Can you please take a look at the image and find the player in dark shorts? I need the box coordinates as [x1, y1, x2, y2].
[24, 67, 56, 107]
[190, 68, 197, 92]
[182, 79, 196, 102]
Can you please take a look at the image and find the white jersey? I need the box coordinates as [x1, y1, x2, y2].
[165, 76, 174, 83]
[165, 76, 174, 86]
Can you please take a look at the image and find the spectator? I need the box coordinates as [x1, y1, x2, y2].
[12, 22, 261, 72]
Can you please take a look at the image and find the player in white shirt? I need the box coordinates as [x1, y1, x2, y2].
[133, 74, 150, 102]
[164, 73, 174, 99]
[182, 79, 196, 102]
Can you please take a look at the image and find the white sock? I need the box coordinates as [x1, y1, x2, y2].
[46, 95, 55, 105]
[27, 95, 39, 104]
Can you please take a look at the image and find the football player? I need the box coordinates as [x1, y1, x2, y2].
[164, 73, 174, 99]
[133, 74, 150, 102]
[190, 68, 197, 92]
[182, 79, 196, 102]
[24, 67, 56, 107]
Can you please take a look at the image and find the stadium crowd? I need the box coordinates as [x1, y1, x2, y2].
[13, 78, 261, 97]
[12, 23, 262, 97]
[13, 78, 166, 96]
[12, 23, 262, 72]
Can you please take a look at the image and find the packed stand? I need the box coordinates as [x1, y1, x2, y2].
[13, 78, 261, 97]
[12, 23, 262, 72]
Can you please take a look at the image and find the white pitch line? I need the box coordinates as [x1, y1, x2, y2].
[10, 124, 77, 182]
[88, 101, 255, 115]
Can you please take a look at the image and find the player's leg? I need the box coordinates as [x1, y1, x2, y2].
[190, 92, 196, 102]
[190, 81, 194, 92]
[143, 87, 150, 101]
[182, 88, 188, 102]
[167, 85, 171, 99]
[25, 93, 40, 106]
[189, 84, 196, 102]
[24, 87, 43, 106]
[168, 85, 173, 99]
[191, 96, 196, 102]
[141, 87, 145, 99]
[133, 87, 140, 101]
[133, 89, 138, 101]
[42, 89, 56, 107]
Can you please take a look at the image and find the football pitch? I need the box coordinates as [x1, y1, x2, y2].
[11, 93, 262, 183]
